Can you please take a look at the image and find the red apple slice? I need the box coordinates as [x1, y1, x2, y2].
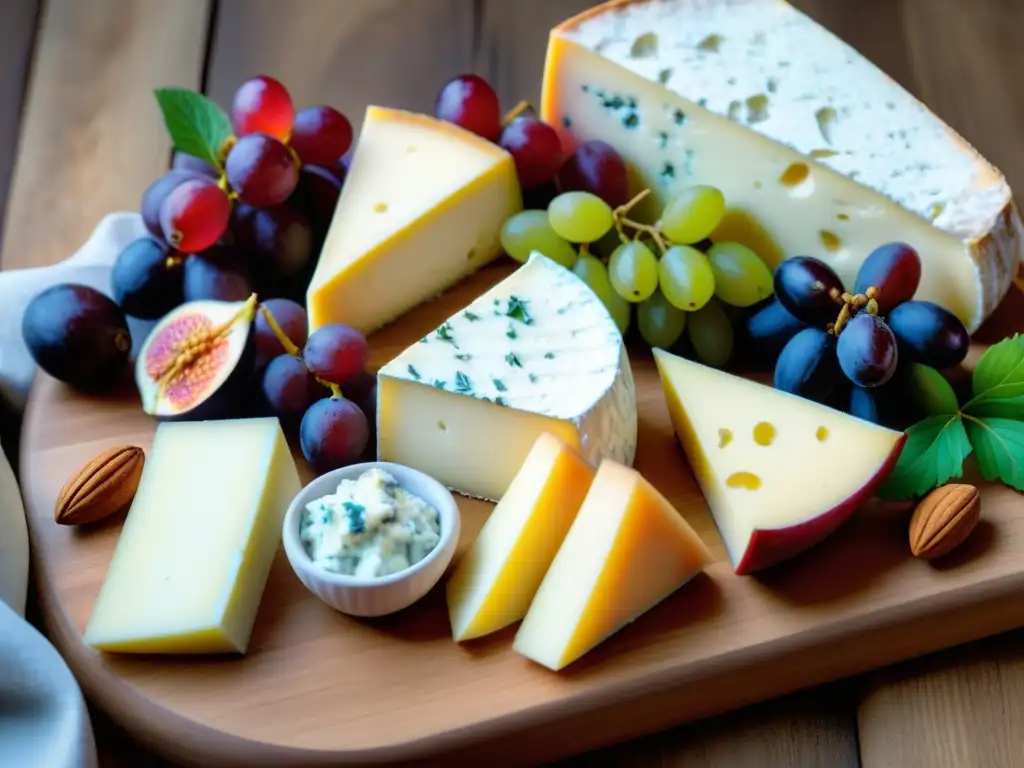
[653, 349, 906, 574]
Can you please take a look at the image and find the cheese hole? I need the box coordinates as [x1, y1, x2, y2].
[810, 148, 838, 159]
[926, 202, 946, 222]
[819, 230, 841, 252]
[437, 420, 447, 432]
[630, 32, 658, 58]
[727, 100, 742, 122]
[836, 212, 850, 221]
[746, 94, 769, 124]
[718, 428, 733, 448]
[467, 248, 477, 262]
[816, 426, 829, 442]
[697, 33, 724, 52]
[752, 422, 776, 446]
[373, 202, 388, 213]
[726, 471, 761, 491]
[778, 162, 815, 199]
[779, 162, 809, 187]
[815, 106, 838, 144]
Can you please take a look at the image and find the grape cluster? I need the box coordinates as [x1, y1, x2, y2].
[113, 75, 351, 320]
[254, 299, 376, 473]
[434, 74, 564, 202]
[498, 140, 774, 363]
[751, 243, 970, 429]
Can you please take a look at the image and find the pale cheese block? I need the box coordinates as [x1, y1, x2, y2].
[84, 418, 301, 654]
[513, 459, 713, 671]
[307, 106, 522, 335]
[653, 348, 905, 574]
[446, 433, 595, 641]
[377, 252, 637, 501]
[542, 0, 1023, 332]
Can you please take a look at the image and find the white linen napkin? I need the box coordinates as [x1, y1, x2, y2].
[0, 212, 141, 768]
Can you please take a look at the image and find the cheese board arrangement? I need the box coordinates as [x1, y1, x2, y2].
[17, 0, 1024, 765]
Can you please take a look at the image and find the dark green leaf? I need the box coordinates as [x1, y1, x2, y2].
[909, 364, 958, 415]
[878, 415, 972, 500]
[964, 415, 1024, 490]
[154, 88, 232, 168]
[966, 395, 1024, 420]
[968, 334, 1024, 404]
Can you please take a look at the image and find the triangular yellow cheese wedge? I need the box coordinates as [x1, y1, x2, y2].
[307, 106, 522, 334]
[446, 433, 595, 642]
[653, 348, 906, 575]
[513, 460, 713, 671]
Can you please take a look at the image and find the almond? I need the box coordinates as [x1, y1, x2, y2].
[909, 483, 980, 559]
[54, 446, 145, 526]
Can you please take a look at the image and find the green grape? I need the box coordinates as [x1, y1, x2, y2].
[707, 241, 773, 307]
[688, 297, 734, 368]
[500, 210, 577, 268]
[638, 289, 686, 348]
[573, 254, 615, 307]
[548, 191, 614, 244]
[606, 290, 632, 336]
[659, 185, 726, 244]
[608, 241, 658, 302]
[658, 245, 715, 311]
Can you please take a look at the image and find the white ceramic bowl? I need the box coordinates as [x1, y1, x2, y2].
[282, 462, 460, 618]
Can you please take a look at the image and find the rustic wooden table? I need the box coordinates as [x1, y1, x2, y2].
[2, 1, 1023, 766]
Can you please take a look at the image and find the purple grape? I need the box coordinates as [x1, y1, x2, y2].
[836, 313, 898, 388]
[255, 298, 308, 368]
[262, 354, 325, 427]
[300, 396, 370, 474]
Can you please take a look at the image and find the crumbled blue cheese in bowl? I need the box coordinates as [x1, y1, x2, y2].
[300, 468, 442, 578]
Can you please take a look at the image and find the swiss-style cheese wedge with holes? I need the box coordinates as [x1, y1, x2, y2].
[542, 0, 1023, 331]
[653, 348, 905, 574]
[307, 106, 522, 334]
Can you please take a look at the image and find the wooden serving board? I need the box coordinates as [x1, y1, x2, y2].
[20, 263, 1024, 767]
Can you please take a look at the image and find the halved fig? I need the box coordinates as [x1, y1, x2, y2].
[135, 294, 258, 420]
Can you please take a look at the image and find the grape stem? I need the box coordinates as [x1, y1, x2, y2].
[259, 305, 343, 398]
[154, 293, 258, 397]
[828, 286, 880, 335]
[502, 100, 533, 125]
[612, 189, 669, 254]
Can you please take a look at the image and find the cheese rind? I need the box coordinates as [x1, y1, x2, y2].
[653, 348, 905, 574]
[542, 0, 1022, 331]
[513, 460, 713, 671]
[377, 252, 637, 501]
[307, 106, 522, 335]
[446, 433, 595, 641]
[83, 419, 301, 654]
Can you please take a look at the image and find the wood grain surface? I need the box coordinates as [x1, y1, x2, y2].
[0, 0, 211, 271]
[4, 1, 1024, 766]
[17, 261, 1024, 765]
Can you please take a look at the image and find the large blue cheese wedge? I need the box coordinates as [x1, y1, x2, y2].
[542, 0, 1022, 332]
[377, 253, 637, 501]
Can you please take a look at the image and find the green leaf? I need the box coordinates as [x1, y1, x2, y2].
[966, 395, 1024, 420]
[909, 363, 959, 416]
[963, 415, 1024, 490]
[969, 334, 1024, 403]
[878, 415, 972, 500]
[154, 88, 232, 168]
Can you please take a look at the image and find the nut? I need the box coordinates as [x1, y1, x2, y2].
[54, 446, 145, 526]
[909, 483, 980, 559]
